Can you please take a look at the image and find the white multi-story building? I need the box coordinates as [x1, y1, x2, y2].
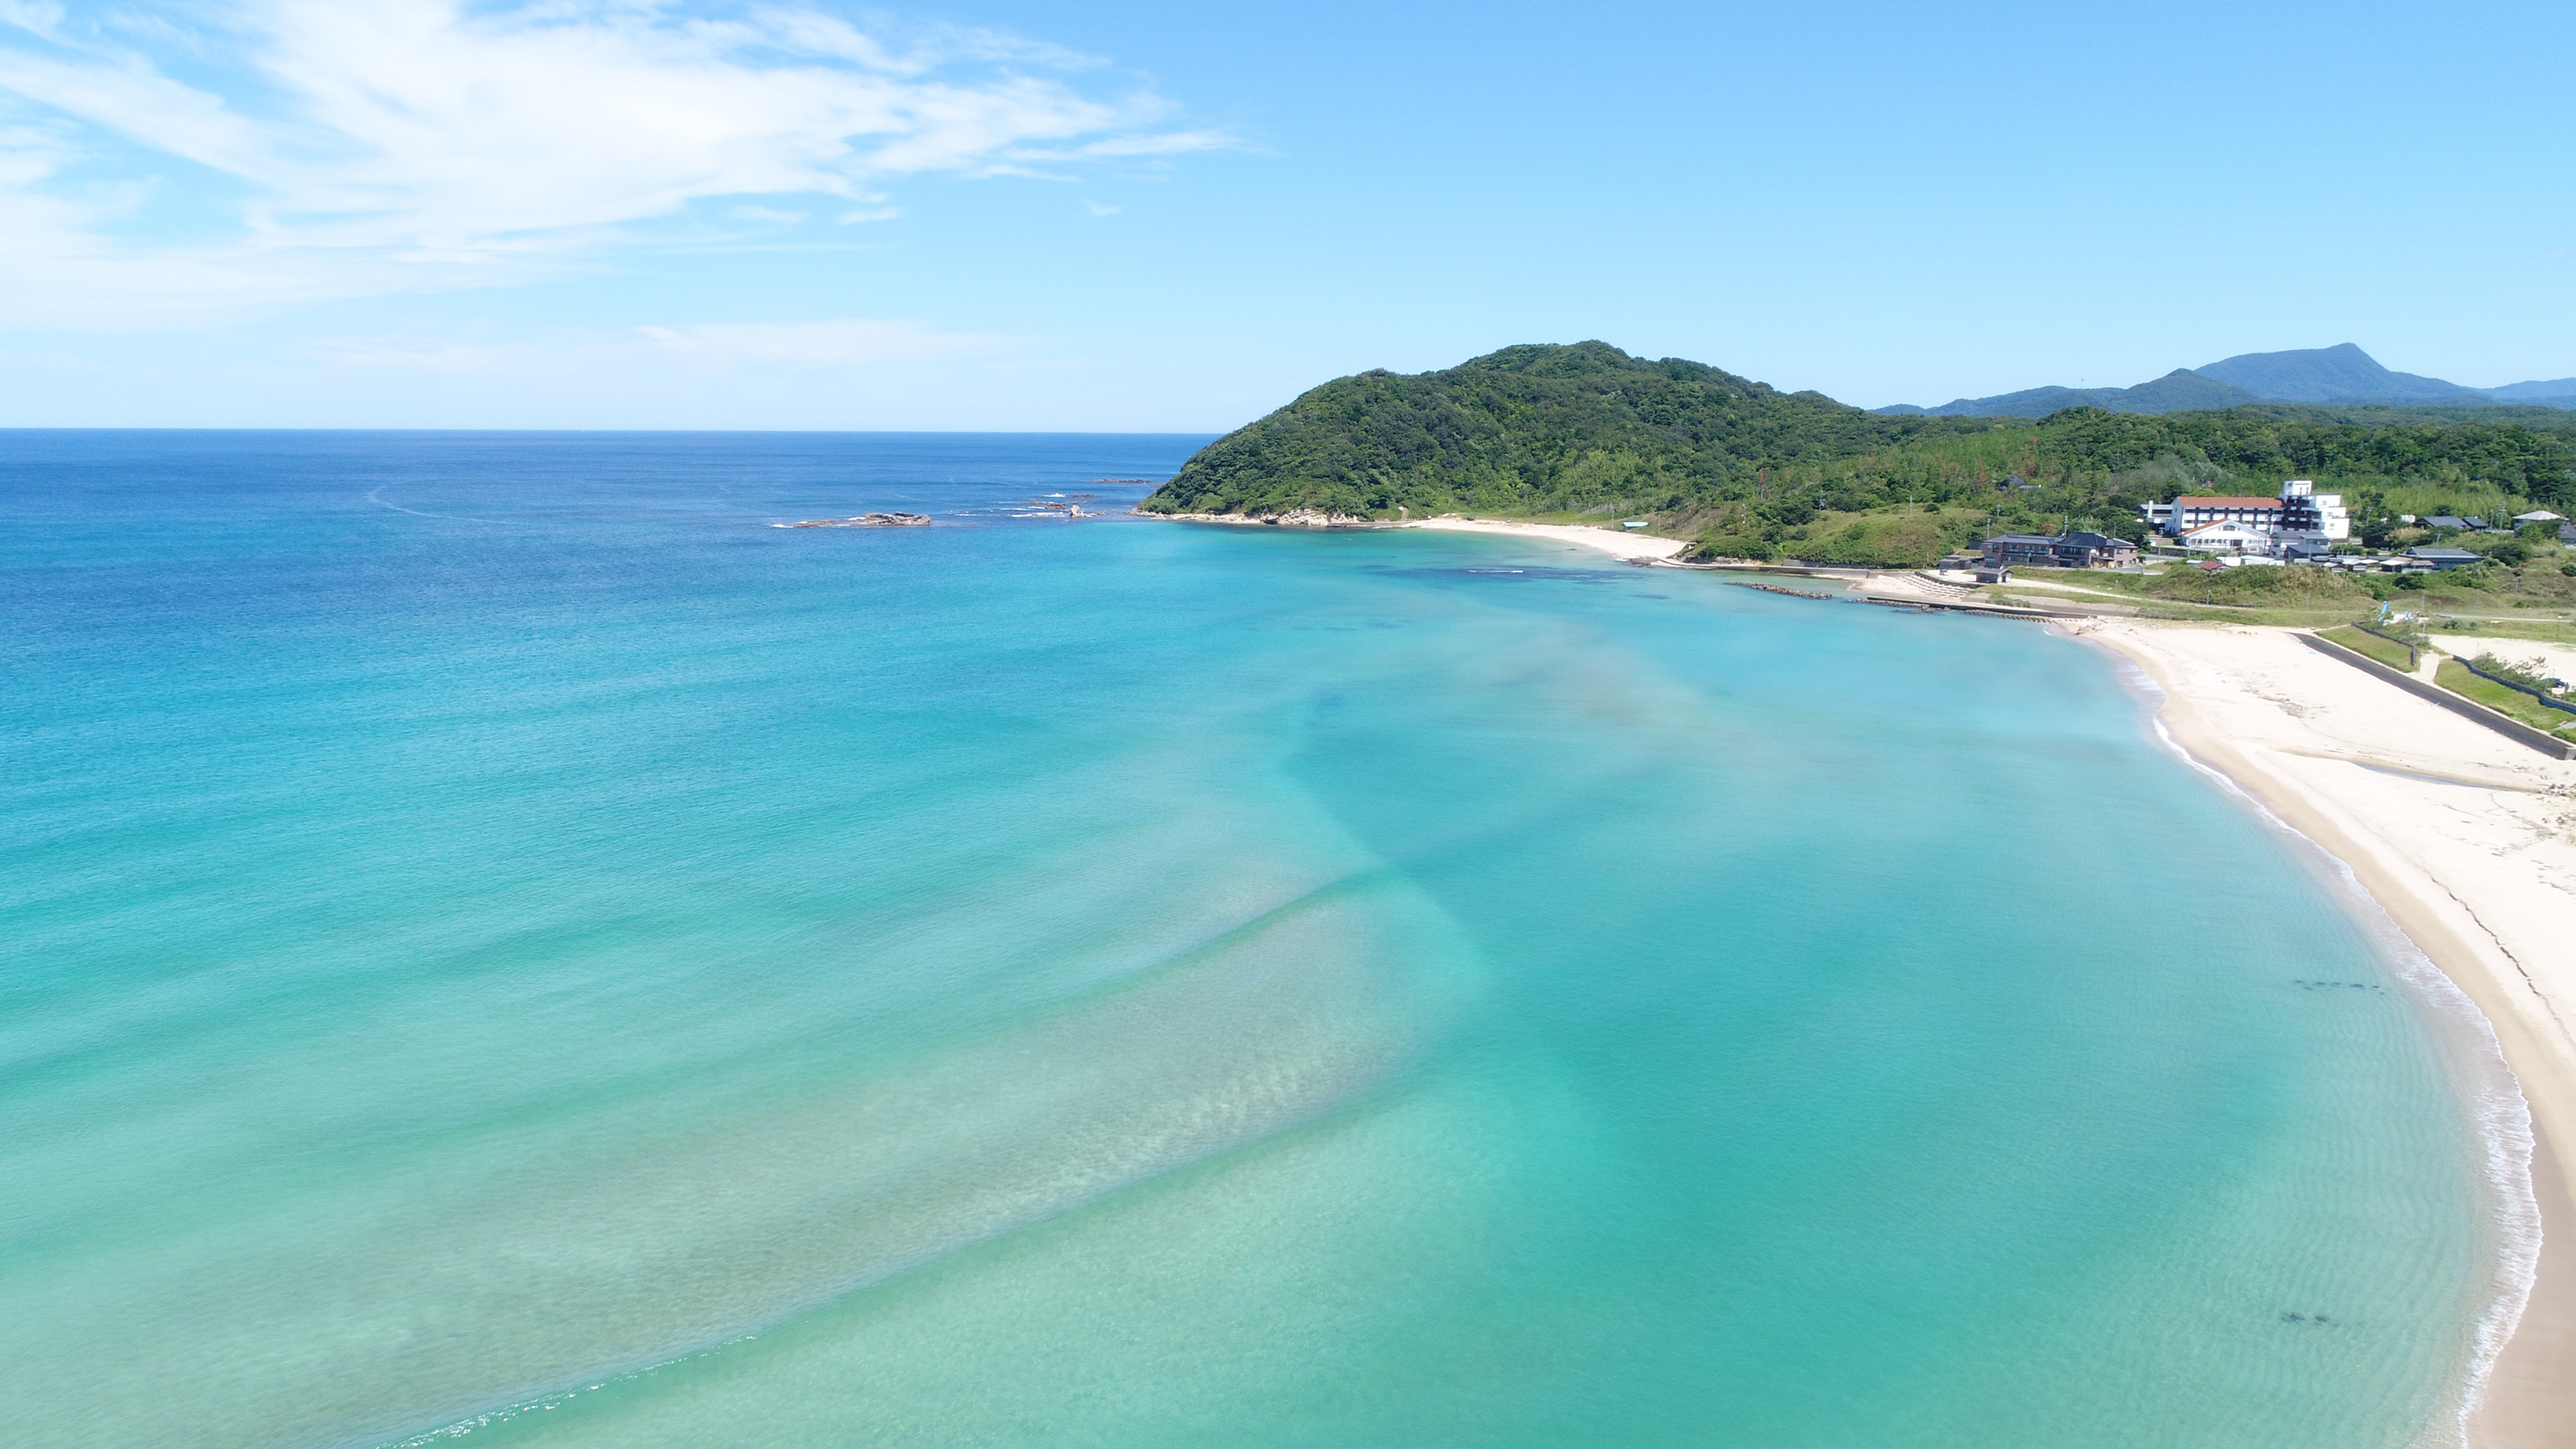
[2142, 480, 2346, 543]
[2276, 480, 2349, 541]
[2143, 494, 2282, 535]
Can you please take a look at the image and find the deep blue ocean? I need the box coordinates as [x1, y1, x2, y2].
[0, 432, 2527, 1448]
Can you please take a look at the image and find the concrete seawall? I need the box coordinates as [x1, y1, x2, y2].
[2299, 633, 2576, 760]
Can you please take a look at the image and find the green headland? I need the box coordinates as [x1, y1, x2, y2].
[1139, 340, 2576, 627]
[1139, 343, 2567, 543]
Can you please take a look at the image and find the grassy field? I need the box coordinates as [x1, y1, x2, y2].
[2010, 568, 2150, 596]
[1972, 591, 2357, 626]
[2318, 625, 2418, 670]
[2419, 617, 2576, 646]
[1990, 568, 2366, 625]
[2434, 659, 2576, 736]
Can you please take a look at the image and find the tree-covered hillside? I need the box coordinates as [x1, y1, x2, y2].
[1138, 342, 2009, 518]
[1140, 342, 2576, 566]
[2028, 407, 2575, 496]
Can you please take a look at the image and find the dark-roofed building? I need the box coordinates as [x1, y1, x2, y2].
[1982, 534, 2059, 567]
[1981, 532, 2140, 569]
[2407, 546, 2482, 570]
[2423, 516, 2470, 531]
[2058, 531, 2140, 567]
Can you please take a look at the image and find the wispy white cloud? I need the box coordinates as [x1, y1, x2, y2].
[0, 2, 66, 40]
[629, 317, 1015, 366]
[313, 316, 1021, 374]
[0, 1, 1224, 324]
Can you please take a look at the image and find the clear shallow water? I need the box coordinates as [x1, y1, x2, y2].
[0, 432, 2518, 1448]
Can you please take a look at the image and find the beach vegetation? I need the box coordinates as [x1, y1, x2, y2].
[2139, 564, 2372, 609]
[2466, 652, 2573, 698]
[2436, 658, 2576, 735]
[2318, 625, 2419, 670]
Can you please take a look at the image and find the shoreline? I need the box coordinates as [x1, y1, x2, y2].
[1148, 510, 1692, 563]
[2082, 621, 2576, 1448]
[1393, 517, 1690, 561]
[1165, 511, 2572, 1439]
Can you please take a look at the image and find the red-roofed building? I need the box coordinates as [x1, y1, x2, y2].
[2144, 496, 2284, 535]
[2141, 481, 2349, 542]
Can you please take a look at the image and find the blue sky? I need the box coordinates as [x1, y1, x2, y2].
[1, 0, 2569, 429]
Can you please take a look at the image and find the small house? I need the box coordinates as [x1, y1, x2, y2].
[2406, 546, 2482, 570]
[2055, 531, 2141, 567]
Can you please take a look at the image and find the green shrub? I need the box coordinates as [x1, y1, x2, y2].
[2142, 564, 2371, 605]
[2469, 653, 2572, 695]
[1695, 533, 1775, 561]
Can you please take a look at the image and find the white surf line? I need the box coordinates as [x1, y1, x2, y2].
[2100, 647, 2540, 1449]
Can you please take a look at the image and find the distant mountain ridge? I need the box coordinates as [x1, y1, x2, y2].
[1880, 344, 2576, 417]
[2488, 377, 2576, 403]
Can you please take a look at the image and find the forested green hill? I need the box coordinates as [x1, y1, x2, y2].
[1149, 342, 2576, 514]
[1139, 343, 2576, 566]
[1138, 342, 2008, 518]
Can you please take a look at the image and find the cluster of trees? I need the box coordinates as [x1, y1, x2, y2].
[1140, 343, 2576, 567]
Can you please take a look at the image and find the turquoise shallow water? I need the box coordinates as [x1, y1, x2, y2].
[0, 433, 2524, 1447]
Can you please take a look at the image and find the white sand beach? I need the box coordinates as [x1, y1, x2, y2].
[1150, 513, 1690, 563]
[2083, 621, 2576, 1448]
[1397, 517, 1690, 562]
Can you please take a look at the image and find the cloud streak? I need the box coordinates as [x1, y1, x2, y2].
[0, 1, 1221, 324]
[311, 317, 1023, 376]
